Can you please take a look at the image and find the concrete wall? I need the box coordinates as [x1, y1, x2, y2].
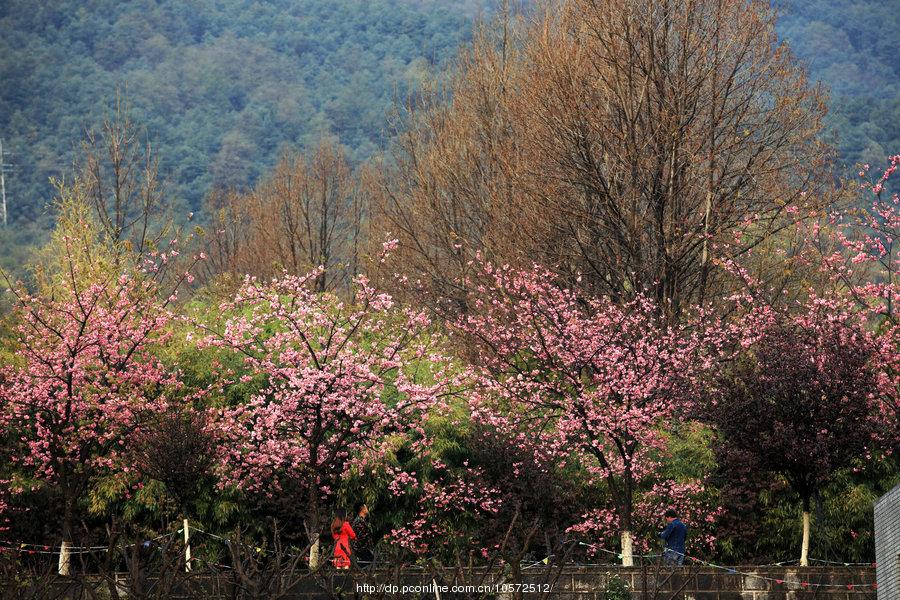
[875, 483, 900, 600]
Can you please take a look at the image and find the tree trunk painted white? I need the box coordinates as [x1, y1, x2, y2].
[58, 540, 71, 575]
[621, 530, 634, 566]
[60, 493, 75, 576]
[800, 511, 811, 567]
[184, 518, 192, 572]
[433, 577, 443, 600]
[309, 538, 320, 569]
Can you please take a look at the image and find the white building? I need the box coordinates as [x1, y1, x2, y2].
[875, 483, 900, 600]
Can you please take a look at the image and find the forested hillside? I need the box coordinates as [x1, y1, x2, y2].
[0, 0, 483, 230]
[778, 0, 900, 168]
[0, 0, 896, 239]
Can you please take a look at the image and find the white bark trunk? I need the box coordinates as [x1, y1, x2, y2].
[800, 511, 811, 567]
[58, 540, 71, 575]
[184, 518, 192, 572]
[621, 530, 634, 566]
[309, 538, 320, 569]
[433, 578, 443, 600]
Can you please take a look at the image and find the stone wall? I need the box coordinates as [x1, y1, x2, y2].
[875, 483, 900, 600]
[311, 566, 877, 599]
[547, 566, 876, 599]
[14, 565, 878, 599]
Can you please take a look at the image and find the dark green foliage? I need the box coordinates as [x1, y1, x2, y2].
[777, 0, 900, 169]
[603, 574, 631, 600]
[0, 0, 475, 224]
[712, 457, 898, 564]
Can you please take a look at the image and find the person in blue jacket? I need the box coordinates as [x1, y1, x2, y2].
[660, 508, 687, 565]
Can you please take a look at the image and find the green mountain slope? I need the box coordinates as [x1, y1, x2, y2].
[0, 0, 477, 227]
[0, 0, 895, 238]
[777, 0, 899, 170]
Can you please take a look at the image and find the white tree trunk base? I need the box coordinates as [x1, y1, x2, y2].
[309, 538, 321, 569]
[58, 540, 71, 575]
[621, 530, 634, 566]
[184, 518, 192, 572]
[800, 511, 811, 567]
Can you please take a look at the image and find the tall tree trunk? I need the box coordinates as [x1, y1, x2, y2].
[309, 538, 321, 569]
[58, 541, 72, 576]
[620, 460, 635, 566]
[800, 509, 811, 567]
[510, 560, 523, 600]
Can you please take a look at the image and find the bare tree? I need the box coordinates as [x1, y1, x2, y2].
[209, 525, 313, 600]
[369, 12, 522, 312]
[203, 140, 367, 294]
[81, 526, 206, 600]
[0, 550, 74, 600]
[370, 0, 832, 318]
[79, 92, 172, 261]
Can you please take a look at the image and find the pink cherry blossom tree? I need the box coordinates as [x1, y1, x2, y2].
[832, 155, 900, 433]
[0, 245, 189, 573]
[793, 154, 900, 321]
[372, 420, 579, 600]
[460, 420, 585, 569]
[846, 154, 900, 311]
[725, 152, 900, 449]
[200, 248, 459, 567]
[456, 262, 716, 565]
[710, 295, 891, 566]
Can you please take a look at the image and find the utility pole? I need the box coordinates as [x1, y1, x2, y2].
[0, 139, 15, 227]
[0, 138, 7, 227]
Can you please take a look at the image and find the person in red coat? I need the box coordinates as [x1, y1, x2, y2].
[331, 509, 356, 569]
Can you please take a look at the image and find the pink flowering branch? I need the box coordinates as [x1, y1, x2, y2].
[455, 261, 719, 563]
[198, 267, 463, 556]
